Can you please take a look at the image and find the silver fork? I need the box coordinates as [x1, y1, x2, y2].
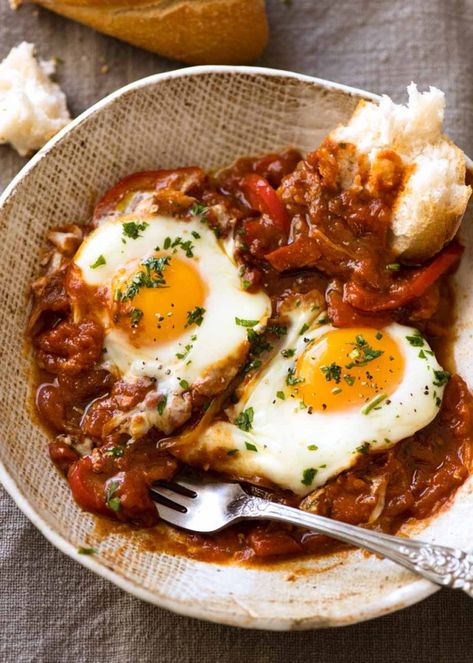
[151, 471, 473, 596]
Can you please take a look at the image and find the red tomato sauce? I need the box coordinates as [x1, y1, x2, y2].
[27, 143, 473, 562]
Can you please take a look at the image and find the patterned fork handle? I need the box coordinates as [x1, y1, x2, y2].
[236, 497, 473, 596]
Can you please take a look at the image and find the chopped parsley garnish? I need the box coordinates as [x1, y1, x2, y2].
[77, 547, 97, 555]
[247, 329, 273, 356]
[121, 273, 155, 302]
[157, 396, 167, 416]
[163, 235, 195, 257]
[179, 379, 190, 390]
[433, 370, 450, 387]
[301, 467, 317, 486]
[142, 255, 170, 275]
[346, 335, 384, 369]
[356, 441, 371, 454]
[227, 449, 239, 456]
[190, 203, 208, 217]
[386, 263, 401, 271]
[185, 306, 206, 328]
[129, 308, 143, 328]
[375, 332, 383, 340]
[105, 481, 121, 512]
[174, 237, 194, 257]
[120, 255, 171, 302]
[191, 231, 201, 239]
[286, 367, 305, 386]
[235, 407, 254, 432]
[362, 393, 387, 415]
[241, 323, 287, 377]
[321, 362, 342, 383]
[235, 317, 259, 327]
[281, 348, 295, 358]
[245, 441, 258, 452]
[242, 279, 251, 290]
[307, 444, 318, 451]
[105, 446, 125, 458]
[176, 344, 193, 360]
[276, 391, 286, 400]
[299, 323, 310, 336]
[267, 324, 287, 338]
[90, 254, 106, 269]
[122, 221, 148, 240]
[344, 374, 355, 386]
[406, 333, 425, 347]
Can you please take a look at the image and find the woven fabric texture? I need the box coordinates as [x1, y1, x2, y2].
[1, 0, 473, 661]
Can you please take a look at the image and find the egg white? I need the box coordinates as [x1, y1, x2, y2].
[187, 312, 447, 496]
[73, 214, 271, 434]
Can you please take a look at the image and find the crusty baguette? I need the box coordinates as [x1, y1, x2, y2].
[20, 0, 268, 65]
[331, 84, 471, 262]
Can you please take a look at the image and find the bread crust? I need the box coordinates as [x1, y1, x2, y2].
[26, 0, 268, 65]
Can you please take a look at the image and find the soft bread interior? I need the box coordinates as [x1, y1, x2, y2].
[331, 83, 471, 262]
[0, 42, 70, 155]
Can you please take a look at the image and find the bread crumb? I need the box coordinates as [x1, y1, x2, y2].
[0, 42, 71, 156]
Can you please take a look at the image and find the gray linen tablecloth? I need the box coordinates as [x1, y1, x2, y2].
[1, 1, 473, 661]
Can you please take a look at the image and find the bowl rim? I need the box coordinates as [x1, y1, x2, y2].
[0, 65, 439, 630]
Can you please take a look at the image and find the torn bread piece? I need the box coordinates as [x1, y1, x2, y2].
[331, 83, 471, 262]
[0, 42, 70, 156]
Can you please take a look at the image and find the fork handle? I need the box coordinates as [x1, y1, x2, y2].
[238, 497, 473, 596]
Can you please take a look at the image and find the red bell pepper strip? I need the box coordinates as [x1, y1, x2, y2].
[93, 168, 203, 222]
[344, 242, 463, 312]
[93, 171, 168, 221]
[327, 288, 392, 328]
[241, 173, 291, 235]
[68, 456, 110, 515]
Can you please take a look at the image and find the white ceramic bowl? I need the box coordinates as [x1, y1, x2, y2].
[1, 66, 473, 630]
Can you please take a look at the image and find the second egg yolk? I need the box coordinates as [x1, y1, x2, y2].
[295, 327, 404, 412]
[112, 252, 207, 346]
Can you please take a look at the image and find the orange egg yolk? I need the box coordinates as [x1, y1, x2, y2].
[295, 327, 404, 412]
[112, 252, 206, 346]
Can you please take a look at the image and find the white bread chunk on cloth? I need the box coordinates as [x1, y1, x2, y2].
[331, 83, 471, 262]
[0, 42, 70, 156]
